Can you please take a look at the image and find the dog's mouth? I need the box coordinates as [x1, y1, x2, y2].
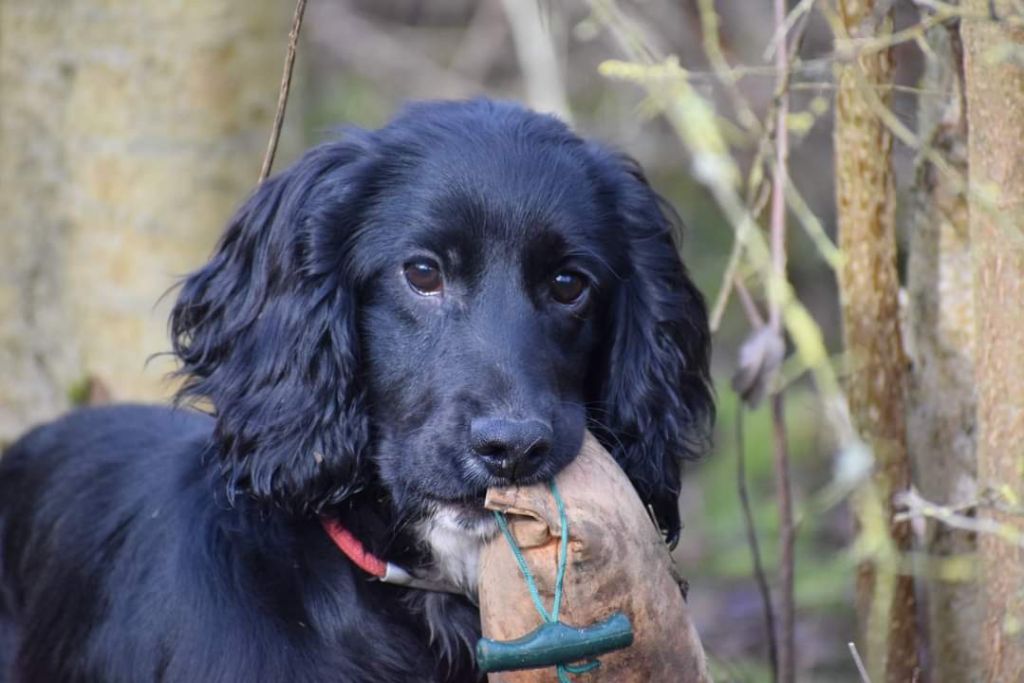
[426, 490, 487, 514]
[422, 491, 497, 533]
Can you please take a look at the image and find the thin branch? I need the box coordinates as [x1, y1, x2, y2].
[763, 0, 818, 61]
[259, 0, 307, 184]
[768, 23, 789, 332]
[769, 0, 796, 680]
[709, 243, 747, 333]
[895, 488, 1024, 548]
[709, 241, 768, 332]
[771, 394, 796, 683]
[849, 642, 874, 683]
[711, 4, 813, 329]
[592, 0, 860, 442]
[696, 0, 763, 134]
[735, 279, 766, 329]
[736, 409, 779, 682]
[835, 5, 988, 59]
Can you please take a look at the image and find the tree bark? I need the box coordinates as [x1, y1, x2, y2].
[0, 0, 300, 443]
[962, 2, 1024, 680]
[834, 1, 919, 680]
[906, 20, 980, 683]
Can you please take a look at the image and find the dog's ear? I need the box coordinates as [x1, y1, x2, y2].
[170, 137, 376, 514]
[591, 150, 714, 546]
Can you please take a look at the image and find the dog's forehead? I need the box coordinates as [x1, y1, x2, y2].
[400, 189, 608, 277]
[363, 143, 615, 261]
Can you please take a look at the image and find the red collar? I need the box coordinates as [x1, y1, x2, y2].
[320, 517, 388, 578]
[319, 517, 464, 595]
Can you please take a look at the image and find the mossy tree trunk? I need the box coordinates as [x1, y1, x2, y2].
[0, 0, 300, 443]
[905, 21, 980, 683]
[834, 1, 919, 680]
[961, 2, 1024, 679]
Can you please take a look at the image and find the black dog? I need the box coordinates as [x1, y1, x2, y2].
[0, 100, 712, 682]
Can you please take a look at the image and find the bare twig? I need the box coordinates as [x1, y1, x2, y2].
[771, 395, 796, 683]
[709, 244, 767, 332]
[769, 0, 796, 680]
[696, 0, 763, 134]
[710, 5, 814, 331]
[895, 488, 1024, 548]
[708, 250, 746, 333]
[736, 409, 779, 682]
[768, 21, 789, 332]
[849, 642, 874, 683]
[763, 0, 817, 61]
[594, 3, 858, 446]
[259, 0, 307, 184]
[735, 280, 765, 329]
[856, 0, 899, 38]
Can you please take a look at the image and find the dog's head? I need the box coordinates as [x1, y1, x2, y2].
[171, 100, 712, 543]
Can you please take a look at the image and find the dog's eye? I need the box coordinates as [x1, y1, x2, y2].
[404, 258, 443, 295]
[550, 271, 587, 305]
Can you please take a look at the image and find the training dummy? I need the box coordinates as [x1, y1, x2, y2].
[477, 431, 711, 682]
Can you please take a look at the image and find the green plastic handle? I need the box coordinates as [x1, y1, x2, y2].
[476, 612, 634, 673]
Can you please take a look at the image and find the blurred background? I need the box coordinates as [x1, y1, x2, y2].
[1, 1, 945, 681]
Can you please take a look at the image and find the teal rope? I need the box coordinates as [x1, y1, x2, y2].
[493, 505, 551, 619]
[550, 480, 569, 623]
[492, 480, 601, 682]
[563, 660, 601, 675]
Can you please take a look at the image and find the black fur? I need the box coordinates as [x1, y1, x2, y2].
[0, 100, 712, 682]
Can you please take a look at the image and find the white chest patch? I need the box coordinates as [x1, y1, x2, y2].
[416, 505, 498, 596]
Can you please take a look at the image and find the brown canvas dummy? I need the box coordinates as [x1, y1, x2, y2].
[478, 431, 711, 682]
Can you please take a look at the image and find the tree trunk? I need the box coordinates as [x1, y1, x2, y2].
[834, 1, 919, 680]
[0, 0, 300, 443]
[962, 2, 1024, 679]
[905, 21, 980, 682]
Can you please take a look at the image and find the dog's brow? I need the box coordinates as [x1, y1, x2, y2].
[561, 246, 622, 280]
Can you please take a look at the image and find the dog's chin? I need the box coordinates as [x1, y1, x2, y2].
[414, 497, 499, 597]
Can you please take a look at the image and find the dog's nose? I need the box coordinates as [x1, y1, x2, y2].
[470, 417, 552, 480]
